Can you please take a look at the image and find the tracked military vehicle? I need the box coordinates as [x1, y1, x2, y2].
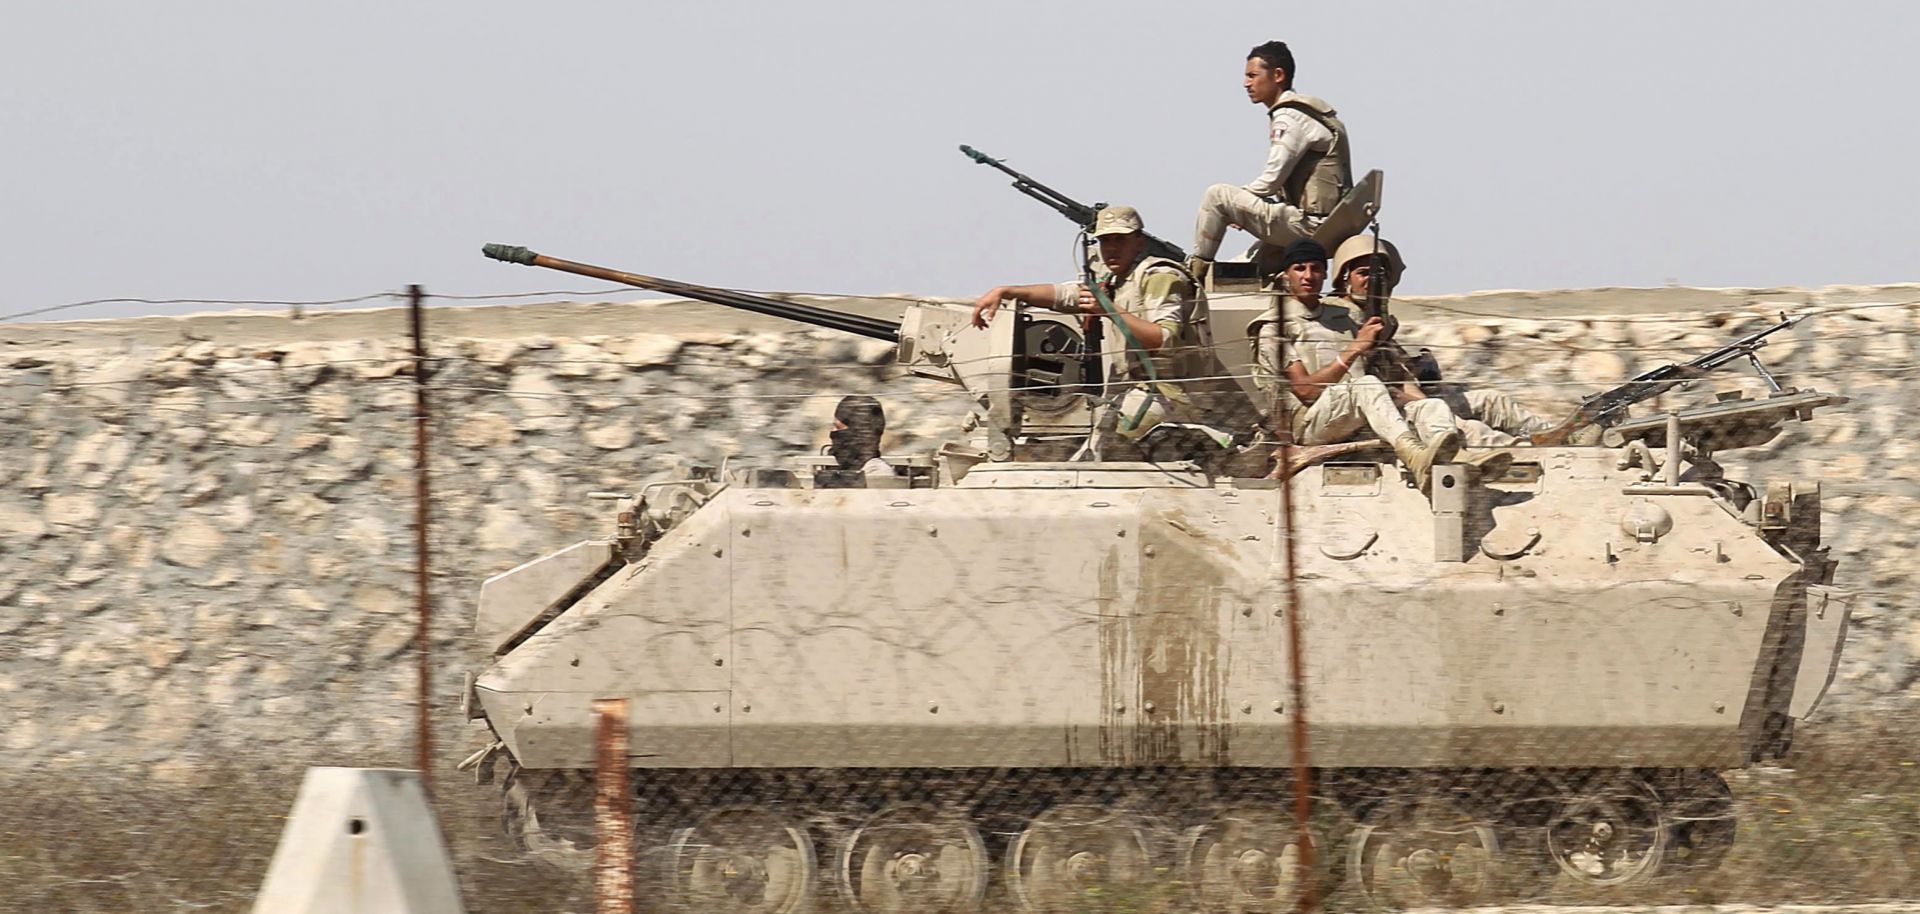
[459, 242, 1851, 913]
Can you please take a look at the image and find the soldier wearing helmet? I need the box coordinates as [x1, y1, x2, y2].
[1188, 40, 1354, 282]
[1331, 232, 1421, 394]
[1250, 238, 1507, 492]
[1329, 233, 1557, 446]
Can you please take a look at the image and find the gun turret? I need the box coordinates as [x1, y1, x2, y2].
[481, 243, 1107, 459]
[481, 244, 898, 341]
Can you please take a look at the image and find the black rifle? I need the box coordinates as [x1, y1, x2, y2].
[959, 145, 1188, 263]
[1530, 312, 1809, 445]
[1361, 212, 1397, 341]
[1349, 215, 1440, 386]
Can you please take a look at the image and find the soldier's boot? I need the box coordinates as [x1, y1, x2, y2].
[1393, 428, 1461, 493]
[1458, 449, 1515, 482]
[1422, 428, 1464, 491]
[1186, 256, 1214, 287]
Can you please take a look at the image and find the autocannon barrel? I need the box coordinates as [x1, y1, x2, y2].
[481, 244, 899, 343]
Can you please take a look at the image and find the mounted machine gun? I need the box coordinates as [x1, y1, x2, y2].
[1530, 312, 1814, 445]
[481, 243, 1117, 461]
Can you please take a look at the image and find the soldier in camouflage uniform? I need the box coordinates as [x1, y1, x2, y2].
[1189, 40, 1353, 281]
[1328, 234, 1559, 447]
[1251, 239, 1510, 491]
[971, 206, 1234, 456]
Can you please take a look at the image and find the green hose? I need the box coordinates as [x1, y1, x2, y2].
[1083, 253, 1167, 433]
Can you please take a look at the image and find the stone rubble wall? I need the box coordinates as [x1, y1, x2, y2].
[1, 284, 1916, 780]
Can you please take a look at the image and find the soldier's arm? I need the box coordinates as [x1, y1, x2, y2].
[1285, 318, 1382, 403]
[969, 283, 1066, 328]
[1284, 360, 1332, 404]
[1251, 320, 1283, 395]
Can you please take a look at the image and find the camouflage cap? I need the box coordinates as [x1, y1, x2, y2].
[1091, 205, 1144, 237]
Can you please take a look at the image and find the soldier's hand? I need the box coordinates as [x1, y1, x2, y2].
[1353, 316, 1387, 351]
[1264, 445, 1296, 480]
[970, 289, 1006, 329]
[1071, 287, 1101, 314]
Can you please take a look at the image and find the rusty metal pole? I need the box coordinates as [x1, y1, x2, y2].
[593, 698, 635, 914]
[1278, 439, 1317, 912]
[1272, 302, 1317, 913]
[410, 284, 434, 794]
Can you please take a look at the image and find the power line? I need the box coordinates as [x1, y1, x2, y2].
[10, 324, 1912, 397]
[0, 293, 400, 323]
[0, 286, 949, 324]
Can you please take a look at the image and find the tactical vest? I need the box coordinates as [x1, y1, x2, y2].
[1272, 93, 1353, 218]
[1246, 296, 1356, 439]
[1105, 255, 1262, 438]
[1104, 255, 1202, 388]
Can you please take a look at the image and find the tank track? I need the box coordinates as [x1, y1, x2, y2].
[502, 765, 1736, 912]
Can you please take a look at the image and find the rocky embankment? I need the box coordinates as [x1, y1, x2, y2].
[1, 284, 1916, 779]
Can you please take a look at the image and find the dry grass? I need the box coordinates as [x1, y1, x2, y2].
[0, 765, 589, 914]
[0, 767, 287, 914]
[1687, 717, 1920, 904]
[3, 717, 1918, 913]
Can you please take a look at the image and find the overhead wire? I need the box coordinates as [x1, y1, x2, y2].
[416, 363, 1913, 403]
[0, 285, 952, 325]
[0, 293, 401, 323]
[11, 320, 1920, 400]
[14, 313, 1914, 392]
[6, 274, 1917, 410]
[1409, 294, 1920, 324]
[3, 259, 1910, 329]
[4, 276, 1908, 340]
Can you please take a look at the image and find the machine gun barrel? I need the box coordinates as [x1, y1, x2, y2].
[958, 145, 1189, 263]
[959, 144, 1093, 226]
[1530, 312, 1809, 445]
[481, 244, 898, 343]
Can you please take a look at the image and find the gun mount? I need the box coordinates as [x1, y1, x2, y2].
[481, 243, 1142, 461]
[958, 145, 1190, 263]
[1530, 312, 1817, 446]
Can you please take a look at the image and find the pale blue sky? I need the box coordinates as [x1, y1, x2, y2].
[3, 1, 1916, 321]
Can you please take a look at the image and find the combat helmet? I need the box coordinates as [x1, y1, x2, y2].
[1332, 232, 1405, 293]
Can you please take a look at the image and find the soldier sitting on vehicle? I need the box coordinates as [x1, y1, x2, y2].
[1188, 40, 1353, 283]
[1327, 234, 1560, 447]
[971, 205, 1240, 460]
[1251, 238, 1509, 492]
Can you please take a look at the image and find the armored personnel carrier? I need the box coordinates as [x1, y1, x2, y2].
[459, 243, 1852, 913]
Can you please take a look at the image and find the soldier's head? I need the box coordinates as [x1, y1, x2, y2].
[833, 394, 886, 437]
[1331, 233, 1405, 301]
[830, 394, 886, 467]
[1091, 205, 1148, 274]
[1274, 238, 1328, 304]
[1245, 40, 1294, 104]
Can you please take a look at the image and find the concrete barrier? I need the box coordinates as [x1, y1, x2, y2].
[251, 767, 465, 914]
